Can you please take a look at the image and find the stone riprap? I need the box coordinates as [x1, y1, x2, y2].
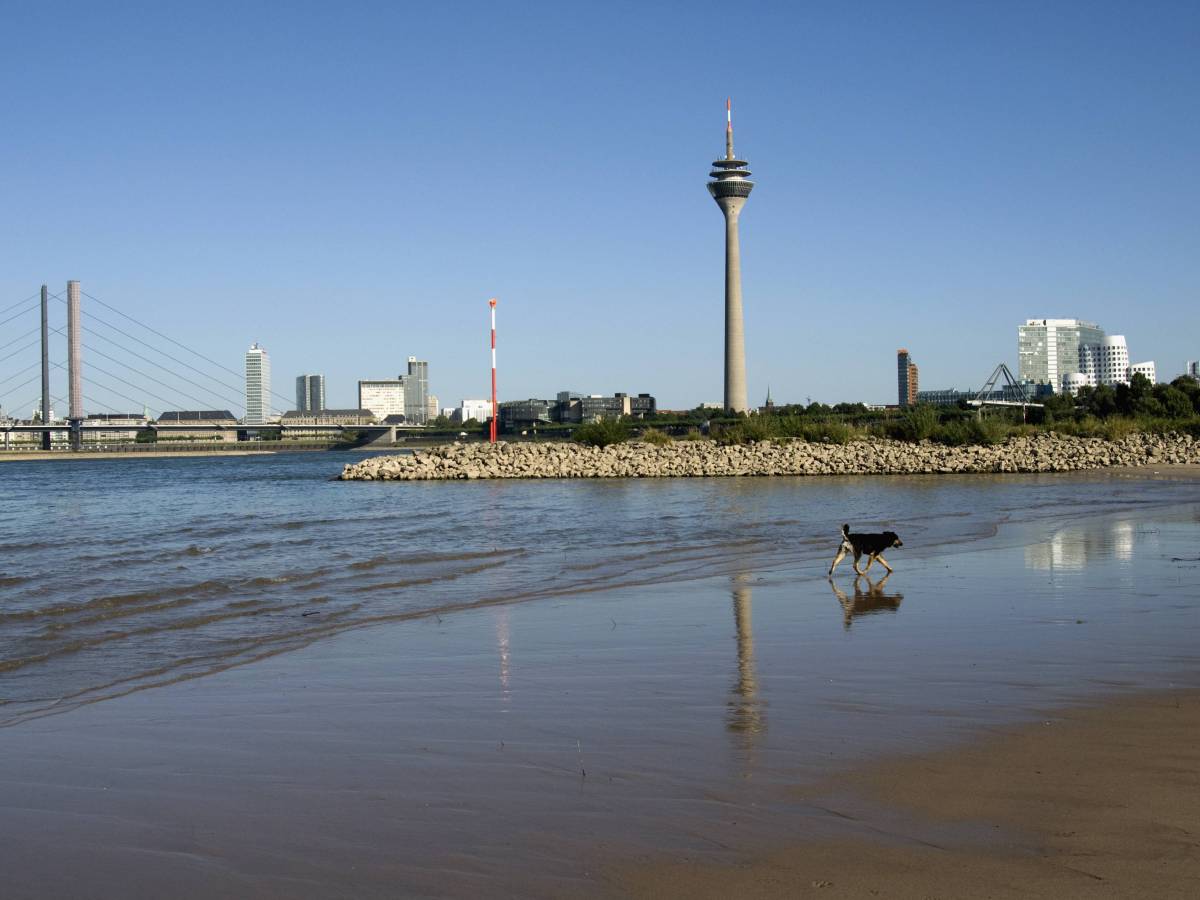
[339, 433, 1200, 481]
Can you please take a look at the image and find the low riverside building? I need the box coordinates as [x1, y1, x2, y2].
[499, 392, 658, 430]
[916, 388, 967, 407]
[281, 409, 375, 427]
[499, 400, 554, 430]
[917, 384, 1052, 406]
[281, 408, 375, 439]
[452, 399, 491, 424]
[156, 410, 238, 442]
[557, 391, 657, 424]
[85, 412, 149, 443]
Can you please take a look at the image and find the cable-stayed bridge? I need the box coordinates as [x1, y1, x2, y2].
[0, 282, 393, 450]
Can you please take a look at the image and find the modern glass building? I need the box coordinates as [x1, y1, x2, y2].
[244, 343, 271, 426]
[295, 374, 326, 413]
[405, 358, 429, 426]
[1017, 319, 1104, 392]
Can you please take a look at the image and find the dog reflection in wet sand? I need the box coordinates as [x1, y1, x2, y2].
[829, 575, 904, 630]
[828, 523, 903, 577]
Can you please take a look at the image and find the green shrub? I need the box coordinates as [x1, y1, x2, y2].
[1100, 417, 1138, 441]
[899, 405, 938, 441]
[678, 428, 707, 441]
[639, 428, 672, 446]
[573, 419, 631, 447]
[796, 421, 857, 444]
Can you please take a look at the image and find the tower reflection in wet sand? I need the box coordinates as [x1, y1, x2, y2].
[494, 606, 511, 704]
[728, 572, 765, 750]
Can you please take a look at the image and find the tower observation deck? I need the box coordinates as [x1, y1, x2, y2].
[707, 99, 754, 413]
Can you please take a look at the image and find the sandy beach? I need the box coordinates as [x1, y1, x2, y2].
[614, 689, 1200, 898]
[2, 463, 1199, 898]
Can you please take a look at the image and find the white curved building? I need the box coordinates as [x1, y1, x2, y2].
[1080, 335, 1130, 388]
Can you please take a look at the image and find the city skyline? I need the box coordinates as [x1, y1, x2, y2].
[3, 4, 1197, 411]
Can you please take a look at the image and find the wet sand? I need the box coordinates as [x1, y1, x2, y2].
[2, 476, 1199, 898]
[613, 689, 1200, 898]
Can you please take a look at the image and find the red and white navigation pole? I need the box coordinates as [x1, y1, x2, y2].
[488, 297, 498, 444]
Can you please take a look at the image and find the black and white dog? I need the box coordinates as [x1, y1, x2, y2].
[827, 524, 903, 577]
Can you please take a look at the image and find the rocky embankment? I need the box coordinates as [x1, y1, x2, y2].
[339, 432, 1200, 481]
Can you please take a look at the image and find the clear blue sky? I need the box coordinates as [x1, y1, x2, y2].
[2, 1, 1197, 416]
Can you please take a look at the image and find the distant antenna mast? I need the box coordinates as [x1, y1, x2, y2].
[488, 298, 498, 444]
[726, 97, 734, 160]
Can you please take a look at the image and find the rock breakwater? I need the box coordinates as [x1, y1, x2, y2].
[340, 432, 1200, 481]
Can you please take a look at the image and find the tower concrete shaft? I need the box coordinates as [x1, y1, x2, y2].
[708, 101, 753, 413]
[67, 280, 82, 421]
[40, 285, 50, 449]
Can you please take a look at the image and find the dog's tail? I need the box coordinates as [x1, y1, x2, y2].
[842, 523, 850, 537]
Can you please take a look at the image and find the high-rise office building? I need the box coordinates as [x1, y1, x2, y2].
[1019, 319, 1155, 393]
[896, 349, 919, 407]
[244, 343, 271, 426]
[1018, 319, 1105, 392]
[405, 357, 429, 425]
[295, 374, 326, 412]
[1185, 361, 1199, 381]
[358, 378, 406, 421]
[707, 100, 753, 413]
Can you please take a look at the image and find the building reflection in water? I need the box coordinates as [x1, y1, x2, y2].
[727, 572, 765, 752]
[828, 575, 904, 630]
[1025, 519, 1135, 571]
[494, 606, 511, 704]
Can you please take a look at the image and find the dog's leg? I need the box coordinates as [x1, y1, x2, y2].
[863, 554, 875, 573]
[828, 545, 848, 577]
[852, 549, 865, 576]
[875, 554, 894, 574]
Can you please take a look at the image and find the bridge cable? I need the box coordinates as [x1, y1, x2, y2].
[78, 324, 245, 409]
[49, 361, 160, 417]
[82, 290, 299, 411]
[0, 301, 40, 331]
[0, 336, 45, 368]
[0, 326, 42, 355]
[44, 321, 245, 412]
[0, 369, 50, 402]
[0, 292, 42, 318]
[49, 293, 246, 399]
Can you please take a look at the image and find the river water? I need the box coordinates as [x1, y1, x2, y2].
[2, 451, 1198, 727]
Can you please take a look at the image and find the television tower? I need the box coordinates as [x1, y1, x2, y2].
[707, 99, 754, 413]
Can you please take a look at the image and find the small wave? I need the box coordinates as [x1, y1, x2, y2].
[348, 548, 514, 572]
[0, 579, 234, 623]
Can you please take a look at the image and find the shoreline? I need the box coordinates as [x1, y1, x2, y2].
[0, 449, 278, 462]
[341, 432, 1200, 480]
[611, 686, 1200, 898]
[0, 446, 407, 463]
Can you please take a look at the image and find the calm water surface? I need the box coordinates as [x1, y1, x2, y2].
[2, 451, 1198, 725]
